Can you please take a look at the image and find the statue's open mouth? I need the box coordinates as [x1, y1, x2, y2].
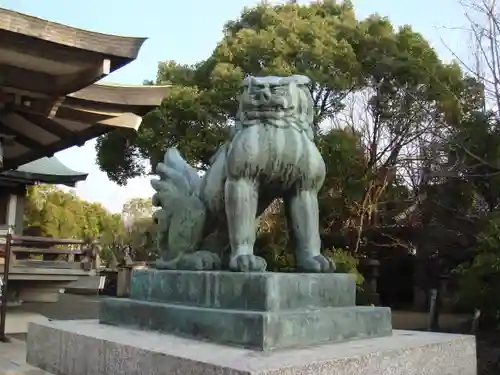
[257, 104, 293, 111]
[243, 105, 294, 118]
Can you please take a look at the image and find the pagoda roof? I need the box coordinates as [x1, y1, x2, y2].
[0, 156, 87, 187]
[0, 8, 168, 170]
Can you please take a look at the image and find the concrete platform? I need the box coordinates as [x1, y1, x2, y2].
[4, 311, 49, 334]
[0, 338, 51, 374]
[2, 265, 95, 303]
[26, 319, 477, 375]
[64, 276, 101, 295]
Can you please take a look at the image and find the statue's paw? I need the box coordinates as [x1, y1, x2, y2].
[178, 251, 221, 270]
[297, 254, 336, 273]
[155, 259, 178, 270]
[229, 254, 267, 272]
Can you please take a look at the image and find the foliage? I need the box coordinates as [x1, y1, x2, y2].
[317, 128, 368, 233]
[255, 201, 291, 271]
[452, 211, 500, 324]
[122, 197, 154, 225]
[24, 185, 158, 265]
[100, 198, 158, 263]
[24, 185, 121, 241]
[97, 1, 464, 182]
[89, 0, 500, 312]
[324, 248, 364, 286]
[102, 216, 158, 263]
[453, 253, 500, 324]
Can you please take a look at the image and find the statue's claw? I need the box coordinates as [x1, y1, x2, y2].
[296, 254, 336, 273]
[229, 254, 267, 272]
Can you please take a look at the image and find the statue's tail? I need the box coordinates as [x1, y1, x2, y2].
[151, 148, 201, 207]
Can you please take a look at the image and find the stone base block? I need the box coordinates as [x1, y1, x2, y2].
[130, 270, 357, 310]
[99, 297, 392, 350]
[26, 320, 477, 375]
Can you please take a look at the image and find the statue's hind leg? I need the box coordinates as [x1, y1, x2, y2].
[225, 177, 267, 272]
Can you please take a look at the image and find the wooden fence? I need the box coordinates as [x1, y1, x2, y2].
[0, 230, 99, 341]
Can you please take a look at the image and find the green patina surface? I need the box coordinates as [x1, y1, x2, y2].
[100, 270, 392, 351]
[151, 75, 334, 273]
[130, 269, 356, 311]
[100, 298, 392, 351]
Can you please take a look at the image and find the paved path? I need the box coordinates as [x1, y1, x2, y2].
[4, 312, 48, 335]
[0, 338, 50, 374]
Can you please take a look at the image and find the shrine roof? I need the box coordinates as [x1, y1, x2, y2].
[1, 156, 88, 187]
[0, 8, 168, 170]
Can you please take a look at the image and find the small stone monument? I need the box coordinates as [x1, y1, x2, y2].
[25, 75, 477, 375]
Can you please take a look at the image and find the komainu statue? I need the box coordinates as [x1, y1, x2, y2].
[151, 75, 335, 273]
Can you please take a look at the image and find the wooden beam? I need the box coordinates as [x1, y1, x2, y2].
[1, 124, 102, 171]
[0, 64, 54, 94]
[54, 59, 111, 94]
[0, 119, 40, 150]
[48, 96, 66, 119]
[0, 59, 111, 97]
[17, 111, 75, 140]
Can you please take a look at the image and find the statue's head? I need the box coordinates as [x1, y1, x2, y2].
[237, 75, 314, 126]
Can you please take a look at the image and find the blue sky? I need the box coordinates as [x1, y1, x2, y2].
[0, 0, 467, 213]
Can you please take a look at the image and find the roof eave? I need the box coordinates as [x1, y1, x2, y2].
[68, 83, 169, 107]
[0, 8, 148, 60]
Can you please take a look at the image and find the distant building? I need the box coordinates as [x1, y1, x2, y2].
[0, 7, 170, 235]
[0, 156, 88, 235]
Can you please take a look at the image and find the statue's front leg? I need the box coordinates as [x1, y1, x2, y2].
[225, 177, 267, 272]
[285, 188, 335, 273]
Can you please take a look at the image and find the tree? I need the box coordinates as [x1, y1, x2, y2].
[96, 1, 468, 243]
[121, 197, 154, 226]
[24, 184, 128, 264]
[116, 197, 157, 261]
[24, 185, 119, 240]
[95, 1, 369, 181]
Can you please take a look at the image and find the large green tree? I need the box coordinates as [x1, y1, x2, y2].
[95, 1, 477, 259]
[24, 185, 122, 241]
[24, 185, 158, 264]
[96, 1, 465, 183]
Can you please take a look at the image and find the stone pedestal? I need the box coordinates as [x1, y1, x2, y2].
[26, 320, 477, 375]
[24, 270, 477, 375]
[99, 270, 392, 350]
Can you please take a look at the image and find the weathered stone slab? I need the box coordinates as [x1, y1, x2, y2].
[99, 297, 391, 350]
[130, 269, 356, 310]
[27, 320, 477, 375]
